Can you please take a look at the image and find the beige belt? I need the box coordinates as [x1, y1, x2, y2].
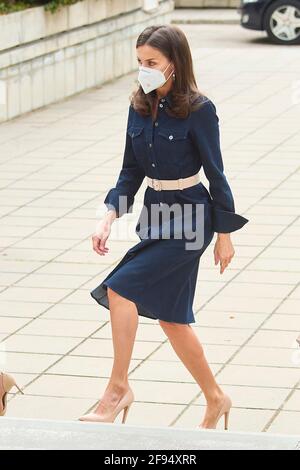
[147, 172, 200, 191]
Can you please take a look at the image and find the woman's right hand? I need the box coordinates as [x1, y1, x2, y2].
[92, 210, 116, 256]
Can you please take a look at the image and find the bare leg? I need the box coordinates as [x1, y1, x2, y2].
[158, 320, 227, 427]
[93, 287, 138, 416]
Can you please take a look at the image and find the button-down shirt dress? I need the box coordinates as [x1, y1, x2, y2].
[90, 93, 249, 324]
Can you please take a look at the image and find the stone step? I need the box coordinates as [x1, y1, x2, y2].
[0, 417, 299, 450]
[171, 7, 241, 24]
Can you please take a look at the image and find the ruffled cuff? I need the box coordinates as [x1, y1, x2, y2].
[212, 207, 249, 233]
[104, 189, 134, 218]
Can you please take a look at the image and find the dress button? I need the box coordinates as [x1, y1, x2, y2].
[159, 104, 163, 108]
[149, 143, 152, 147]
[154, 122, 158, 127]
[152, 163, 155, 167]
[169, 135, 173, 140]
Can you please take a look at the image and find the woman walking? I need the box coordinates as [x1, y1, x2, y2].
[79, 25, 249, 429]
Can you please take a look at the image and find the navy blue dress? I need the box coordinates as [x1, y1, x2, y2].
[90, 93, 249, 324]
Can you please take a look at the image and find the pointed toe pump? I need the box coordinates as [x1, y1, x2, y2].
[198, 393, 232, 430]
[0, 372, 24, 417]
[78, 387, 134, 424]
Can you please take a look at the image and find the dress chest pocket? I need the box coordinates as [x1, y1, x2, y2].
[127, 126, 145, 161]
[156, 127, 189, 166]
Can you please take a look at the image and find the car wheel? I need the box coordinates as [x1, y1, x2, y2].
[264, 0, 300, 44]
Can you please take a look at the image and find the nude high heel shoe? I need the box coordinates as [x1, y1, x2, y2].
[78, 387, 134, 424]
[0, 372, 24, 417]
[198, 394, 232, 430]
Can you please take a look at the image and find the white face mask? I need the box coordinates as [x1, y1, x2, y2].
[137, 62, 173, 94]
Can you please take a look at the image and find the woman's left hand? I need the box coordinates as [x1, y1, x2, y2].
[214, 233, 235, 274]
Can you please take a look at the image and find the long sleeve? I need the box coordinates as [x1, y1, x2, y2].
[190, 98, 249, 233]
[104, 106, 145, 218]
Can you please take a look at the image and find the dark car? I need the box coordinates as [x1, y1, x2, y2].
[238, 0, 300, 44]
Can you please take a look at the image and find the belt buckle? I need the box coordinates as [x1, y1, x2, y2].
[152, 178, 162, 191]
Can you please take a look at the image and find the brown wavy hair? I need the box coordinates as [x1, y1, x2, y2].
[129, 24, 207, 120]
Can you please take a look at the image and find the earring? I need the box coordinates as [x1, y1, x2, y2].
[172, 73, 175, 81]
